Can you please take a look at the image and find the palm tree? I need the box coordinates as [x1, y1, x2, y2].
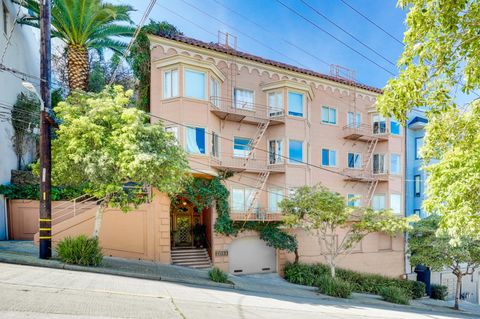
[16, 0, 134, 91]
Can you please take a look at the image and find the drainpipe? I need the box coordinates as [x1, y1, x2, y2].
[403, 123, 409, 277]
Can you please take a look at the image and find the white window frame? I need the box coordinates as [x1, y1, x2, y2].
[322, 106, 337, 125]
[287, 91, 304, 118]
[184, 68, 206, 100]
[372, 114, 386, 134]
[233, 136, 252, 158]
[267, 90, 284, 117]
[268, 139, 283, 164]
[347, 152, 362, 169]
[233, 87, 254, 110]
[185, 125, 206, 155]
[390, 153, 401, 175]
[288, 139, 304, 164]
[390, 193, 402, 215]
[210, 76, 220, 107]
[268, 188, 284, 213]
[211, 131, 220, 158]
[162, 68, 178, 99]
[322, 148, 337, 167]
[231, 187, 256, 212]
[347, 111, 361, 128]
[347, 194, 361, 207]
[372, 153, 386, 174]
[165, 126, 179, 142]
[372, 194, 386, 211]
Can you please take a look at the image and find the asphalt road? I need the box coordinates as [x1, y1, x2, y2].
[0, 263, 473, 319]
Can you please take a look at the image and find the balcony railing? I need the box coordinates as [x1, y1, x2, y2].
[211, 156, 285, 173]
[343, 123, 389, 140]
[209, 96, 285, 123]
[230, 209, 283, 222]
[343, 168, 389, 182]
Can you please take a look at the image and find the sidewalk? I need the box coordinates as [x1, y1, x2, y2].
[1, 241, 479, 318]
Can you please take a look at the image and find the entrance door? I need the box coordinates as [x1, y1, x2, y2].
[174, 215, 192, 247]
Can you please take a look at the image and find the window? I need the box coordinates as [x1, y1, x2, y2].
[3, 1, 9, 35]
[163, 69, 178, 99]
[390, 119, 401, 135]
[390, 153, 401, 175]
[322, 149, 337, 166]
[390, 194, 401, 215]
[184, 69, 205, 99]
[414, 175, 421, 197]
[268, 188, 284, 212]
[322, 106, 337, 124]
[415, 137, 423, 159]
[186, 127, 205, 154]
[373, 154, 385, 174]
[372, 194, 386, 211]
[165, 126, 178, 141]
[269, 139, 283, 164]
[232, 188, 255, 212]
[347, 194, 361, 207]
[348, 152, 361, 169]
[268, 91, 283, 116]
[234, 88, 254, 109]
[347, 111, 361, 128]
[372, 114, 386, 134]
[288, 140, 303, 164]
[288, 187, 298, 197]
[211, 132, 219, 158]
[288, 91, 304, 117]
[413, 209, 421, 216]
[233, 137, 252, 158]
[210, 77, 220, 106]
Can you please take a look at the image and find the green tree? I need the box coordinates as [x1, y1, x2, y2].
[409, 215, 480, 310]
[41, 86, 190, 237]
[16, 0, 134, 91]
[280, 185, 412, 277]
[128, 20, 182, 111]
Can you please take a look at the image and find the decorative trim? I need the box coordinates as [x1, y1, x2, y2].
[153, 54, 226, 82]
[261, 80, 314, 100]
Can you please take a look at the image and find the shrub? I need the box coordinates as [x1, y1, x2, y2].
[208, 267, 229, 283]
[316, 275, 353, 298]
[379, 286, 411, 305]
[284, 262, 426, 299]
[430, 284, 448, 300]
[56, 235, 103, 266]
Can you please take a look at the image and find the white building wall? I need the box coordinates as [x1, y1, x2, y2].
[431, 269, 480, 304]
[0, 0, 40, 239]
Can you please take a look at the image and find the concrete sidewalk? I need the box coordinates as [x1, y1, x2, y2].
[1, 241, 479, 318]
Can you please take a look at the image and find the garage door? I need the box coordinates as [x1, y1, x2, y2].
[228, 236, 276, 274]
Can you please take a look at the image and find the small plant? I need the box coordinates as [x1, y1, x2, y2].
[430, 284, 448, 300]
[208, 267, 229, 283]
[316, 275, 353, 298]
[379, 286, 411, 305]
[56, 235, 103, 266]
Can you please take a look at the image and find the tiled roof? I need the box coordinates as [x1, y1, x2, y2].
[151, 33, 383, 94]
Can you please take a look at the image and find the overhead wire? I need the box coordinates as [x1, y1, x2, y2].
[0, 0, 24, 64]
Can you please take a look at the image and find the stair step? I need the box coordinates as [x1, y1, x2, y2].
[173, 261, 212, 267]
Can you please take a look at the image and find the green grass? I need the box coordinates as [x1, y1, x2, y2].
[56, 235, 103, 266]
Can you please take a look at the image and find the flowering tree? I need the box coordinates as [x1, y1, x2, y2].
[409, 215, 480, 310]
[45, 86, 189, 237]
[280, 185, 413, 277]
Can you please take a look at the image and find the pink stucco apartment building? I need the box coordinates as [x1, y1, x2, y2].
[149, 33, 406, 277]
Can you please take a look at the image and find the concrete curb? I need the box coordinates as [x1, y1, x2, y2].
[0, 253, 235, 290]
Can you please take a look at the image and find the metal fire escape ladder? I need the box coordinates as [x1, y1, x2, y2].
[243, 120, 270, 167]
[362, 137, 378, 173]
[366, 179, 379, 207]
[244, 170, 270, 222]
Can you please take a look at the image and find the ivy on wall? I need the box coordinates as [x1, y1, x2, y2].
[0, 184, 87, 201]
[173, 177, 297, 253]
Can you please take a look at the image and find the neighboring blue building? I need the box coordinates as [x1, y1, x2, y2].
[405, 109, 429, 219]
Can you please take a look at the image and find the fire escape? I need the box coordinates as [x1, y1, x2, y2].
[331, 65, 387, 207]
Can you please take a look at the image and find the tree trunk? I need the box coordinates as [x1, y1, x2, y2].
[294, 247, 299, 263]
[454, 274, 462, 310]
[67, 44, 89, 91]
[329, 255, 336, 278]
[92, 204, 105, 238]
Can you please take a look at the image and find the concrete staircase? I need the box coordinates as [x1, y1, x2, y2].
[171, 248, 212, 269]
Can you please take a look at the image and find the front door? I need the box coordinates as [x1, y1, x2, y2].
[174, 215, 192, 247]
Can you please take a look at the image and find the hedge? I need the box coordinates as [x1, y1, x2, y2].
[0, 184, 87, 201]
[284, 262, 426, 299]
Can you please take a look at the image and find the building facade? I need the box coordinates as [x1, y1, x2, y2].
[150, 33, 406, 277]
[0, 0, 40, 240]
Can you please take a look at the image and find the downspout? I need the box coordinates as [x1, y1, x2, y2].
[403, 123, 409, 277]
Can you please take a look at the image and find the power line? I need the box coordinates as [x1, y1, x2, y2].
[275, 0, 396, 76]
[299, 0, 395, 67]
[110, 0, 157, 84]
[178, 0, 310, 69]
[339, 0, 404, 46]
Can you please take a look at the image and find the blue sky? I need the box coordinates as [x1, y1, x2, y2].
[119, 0, 407, 89]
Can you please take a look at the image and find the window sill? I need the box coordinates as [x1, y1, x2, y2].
[161, 96, 181, 102]
[321, 122, 338, 126]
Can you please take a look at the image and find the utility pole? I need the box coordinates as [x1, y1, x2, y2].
[39, 0, 52, 259]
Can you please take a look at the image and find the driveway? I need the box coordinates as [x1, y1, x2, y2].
[0, 263, 477, 319]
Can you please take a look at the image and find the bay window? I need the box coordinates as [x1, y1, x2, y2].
[210, 77, 220, 106]
[288, 91, 304, 117]
[163, 69, 178, 99]
[268, 91, 284, 116]
[372, 114, 386, 134]
[184, 69, 206, 99]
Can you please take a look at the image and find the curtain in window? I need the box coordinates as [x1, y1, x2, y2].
[185, 69, 205, 99]
[234, 89, 254, 109]
[288, 92, 303, 116]
[164, 71, 172, 98]
[186, 127, 205, 154]
[347, 112, 361, 128]
[232, 188, 244, 211]
[268, 92, 283, 115]
[373, 154, 385, 173]
[269, 140, 283, 164]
